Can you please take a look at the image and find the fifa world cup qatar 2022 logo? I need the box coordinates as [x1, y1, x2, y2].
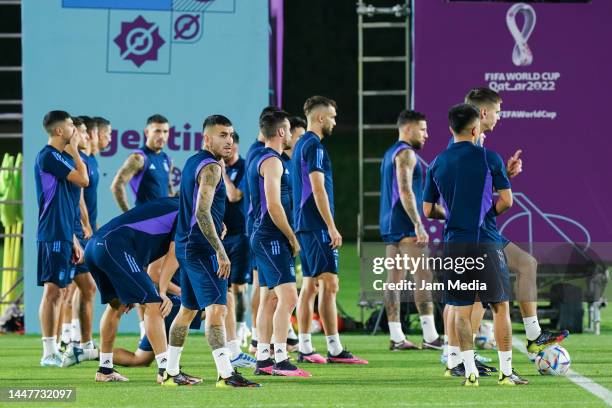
[506, 3, 536, 67]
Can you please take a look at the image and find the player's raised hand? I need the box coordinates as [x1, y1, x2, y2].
[507, 149, 523, 178]
[415, 224, 429, 246]
[216, 250, 231, 279]
[289, 235, 301, 257]
[328, 225, 342, 249]
[159, 293, 173, 318]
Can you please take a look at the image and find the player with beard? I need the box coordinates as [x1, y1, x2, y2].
[162, 115, 260, 388]
[250, 110, 310, 377]
[292, 96, 367, 365]
[36, 111, 88, 367]
[379, 110, 443, 351]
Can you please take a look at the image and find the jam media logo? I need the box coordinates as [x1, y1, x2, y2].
[506, 3, 536, 67]
[114, 15, 166, 67]
[107, 11, 171, 74]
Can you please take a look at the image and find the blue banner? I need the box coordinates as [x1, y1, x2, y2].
[23, 0, 269, 333]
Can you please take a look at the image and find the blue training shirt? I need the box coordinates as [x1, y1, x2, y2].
[446, 135, 507, 244]
[281, 152, 293, 228]
[35, 145, 77, 242]
[423, 141, 510, 243]
[222, 156, 246, 236]
[243, 140, 265, 237]
[379, 140, 423, 238]
[248, 147, 292, 240]
[175, 150, 226, 256]
[291, 131, 334, 232]
[129, 145, 171, 206]
[94, 197, 179, 267]
[84, 153, 99, 231]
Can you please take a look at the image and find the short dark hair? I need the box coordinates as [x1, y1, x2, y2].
[79, 115, 98, 131]
[232, 132, 240, 144]
[289, 116, 307, 132]
[203, 114, 232, 131]
[303, 95, 337, 117]
[43, 110, 71, 134]
[146, 114, 169, 125]
[448, 103, 480, 135]
[72, 116, 84, 127]
[464, 87, 502, 107]
[93, 116, 111, 128]
[260, 110, 290, 139]
[396, 110, 426, 128]
[259, 106, 280, 120]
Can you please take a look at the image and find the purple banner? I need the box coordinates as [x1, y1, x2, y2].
[413, 0, 612, 253]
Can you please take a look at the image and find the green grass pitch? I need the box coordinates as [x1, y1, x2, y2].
[0, 244, 610, 407]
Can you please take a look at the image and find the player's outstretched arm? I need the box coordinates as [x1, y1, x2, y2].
[262, 157, 300, 256]
[196, 163, 230, 278]
[396, 149, 428, 243]
[110, 153, 144, 212]
[309, 171, 342, 249]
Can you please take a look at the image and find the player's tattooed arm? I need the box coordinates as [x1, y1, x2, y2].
[168, 164, 175, 197]
[395, 149, 428, 243]
[111, 153, 144, 212]
[196, 163, 231, 278]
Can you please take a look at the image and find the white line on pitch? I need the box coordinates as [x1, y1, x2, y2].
[512, 338, 612, 406]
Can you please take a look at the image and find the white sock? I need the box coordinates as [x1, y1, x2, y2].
[237, 322, 246, 338]
[42, 337, 56, 357]
[388, 322, 405, 343]
[212, 347, 234, 379]
[447, 346, 461, 369]
[61, 324, 71, 344]
[461, 350, 478, 378]
[326, 334, 343, 356]
[80, 340, 95, 350]
[99, 352, 113, 369]
[155, 352, 168, 370]
[298, 333, 313, 354]
[523, 316, 541, 341]
[227, 339, 242, 360]
[139, 321, 146, 340]
[498, 350, 513, 376]
[83, 348, 99, 360]
[166, 345, 183, 376]
[274, 343, 288, 363]
[71, 319, 81, 343]
[287, 324, 297, 340]
[419, 315, 439, 343]
[251, 330, 258, 342]
[257, 342, 271, 361]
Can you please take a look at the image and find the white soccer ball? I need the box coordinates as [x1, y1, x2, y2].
[535, 345, 571, 375]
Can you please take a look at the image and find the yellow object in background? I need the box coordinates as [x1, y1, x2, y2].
[0, 153, 23, 315]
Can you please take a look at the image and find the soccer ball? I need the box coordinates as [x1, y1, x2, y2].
[535, 345, 571, 375]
